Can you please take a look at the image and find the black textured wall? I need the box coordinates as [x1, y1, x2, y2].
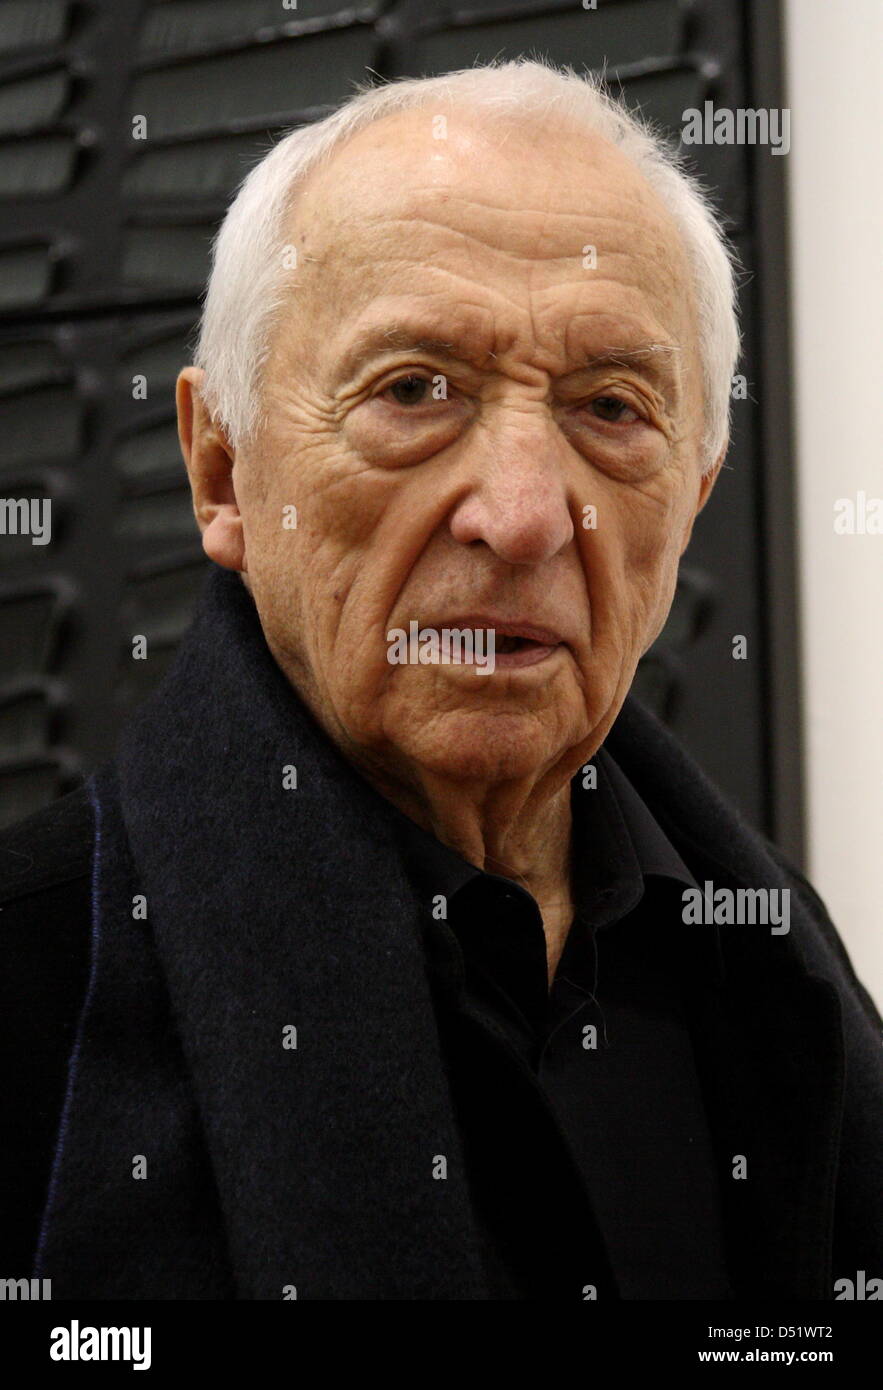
[0, 0, 802, 856]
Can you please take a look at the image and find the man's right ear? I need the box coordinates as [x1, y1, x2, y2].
[176, 365, 247, 573]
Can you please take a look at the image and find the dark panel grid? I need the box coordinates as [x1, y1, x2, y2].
[0, 0, 801, 859]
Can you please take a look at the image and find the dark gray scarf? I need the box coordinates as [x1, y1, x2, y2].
[33, 565, 881, 1299]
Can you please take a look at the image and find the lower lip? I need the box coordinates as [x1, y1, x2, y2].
[488, 642, 561, 669]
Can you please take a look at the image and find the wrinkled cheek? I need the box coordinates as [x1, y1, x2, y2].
[633, 539, 682, 651]
[576, 508, 678, 670]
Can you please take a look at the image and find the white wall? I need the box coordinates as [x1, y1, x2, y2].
[784, 0, 883, 1007]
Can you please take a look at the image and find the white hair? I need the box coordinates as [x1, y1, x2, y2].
[194, 57, 741, 473]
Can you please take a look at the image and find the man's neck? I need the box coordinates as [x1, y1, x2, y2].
[346, 753, 578, 977]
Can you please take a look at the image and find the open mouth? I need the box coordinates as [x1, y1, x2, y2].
[495, 635, 545, 654]
[491, 634, 561, 668]
[418, 616, 567, 671]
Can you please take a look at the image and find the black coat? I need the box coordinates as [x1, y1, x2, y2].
[2, 565, 881, 1299]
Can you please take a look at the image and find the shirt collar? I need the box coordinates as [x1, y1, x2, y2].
[388, 747, 724, 983]
[597, 749, 689, 880]
[577, 751, 723, 978]
[388, 747, 696, 911]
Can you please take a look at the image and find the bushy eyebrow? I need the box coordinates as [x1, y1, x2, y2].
[574, 344, 682, 393]
[336, 327, 469, 379]
[580, 345, 681, 369]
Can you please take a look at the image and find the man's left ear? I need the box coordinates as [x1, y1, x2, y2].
[176, 365, 246, 572]
[679, 442, 726, 556]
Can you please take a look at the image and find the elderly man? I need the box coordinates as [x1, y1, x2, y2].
[2, 61, 881, 1302]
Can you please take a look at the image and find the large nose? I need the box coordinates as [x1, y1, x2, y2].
[447, 407, 575, 564]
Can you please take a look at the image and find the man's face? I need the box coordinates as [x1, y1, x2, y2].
[201, 109, 715, 795]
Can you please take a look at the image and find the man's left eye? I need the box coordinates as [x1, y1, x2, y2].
[590, 396, 641, 424]
[386, 374, 432, 406]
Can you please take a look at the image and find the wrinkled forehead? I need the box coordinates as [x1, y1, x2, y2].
[274, 106, 699, 378]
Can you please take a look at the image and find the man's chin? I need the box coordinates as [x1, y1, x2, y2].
[386, 710, 566, 784]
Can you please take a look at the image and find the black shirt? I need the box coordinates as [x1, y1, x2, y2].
[389, 747, 734, 1300]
